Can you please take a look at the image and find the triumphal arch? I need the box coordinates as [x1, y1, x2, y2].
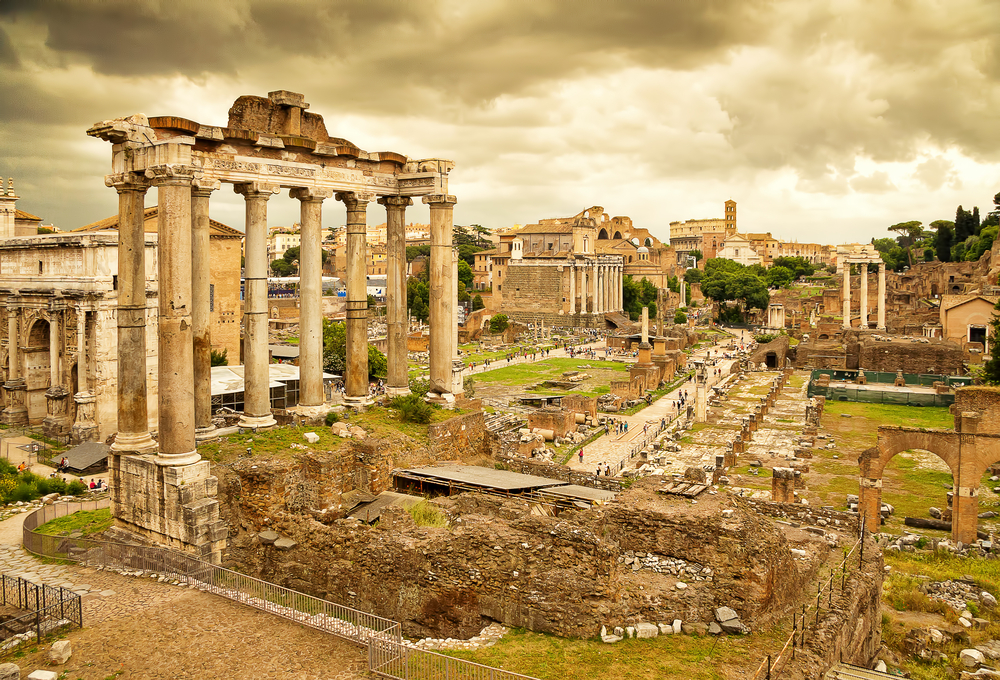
[87, 91, 458, 560]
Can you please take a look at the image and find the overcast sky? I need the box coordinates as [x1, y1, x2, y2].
[1, 0, 999, 247]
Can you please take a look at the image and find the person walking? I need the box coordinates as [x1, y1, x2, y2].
[578, 448, 584, 464]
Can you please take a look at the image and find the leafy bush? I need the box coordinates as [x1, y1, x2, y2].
[9, 483, 33, 503]
[66, 480, 88, 496]
[489, 314, 509, 334]
[210, 348, 229, 366]
[36, 477, 67, 496]
[754, 333, 777, 344]
[407, 500, 449, 528]
[325, 411, 340, 426]
[674, 310, 687, 324]
[409, 378, 431, 398]
[389, 394, 436, 424]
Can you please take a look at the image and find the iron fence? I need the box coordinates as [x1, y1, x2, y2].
[23, 502, 539, 680]
[0, 574, 81, 652]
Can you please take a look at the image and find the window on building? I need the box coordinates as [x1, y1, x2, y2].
[38, 261, 43, 275]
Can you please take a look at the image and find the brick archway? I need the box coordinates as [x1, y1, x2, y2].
[859, 426, 1000, 544]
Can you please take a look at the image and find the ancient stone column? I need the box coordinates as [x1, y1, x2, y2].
[71, 305, 97, 443]
[568, 264, 576, 315]
[292, 187, 335, 413]
[859, 263, 869, 329]
[616, 265, 622, 311]
[379, 196, 412, 396]
[423, 194, 458, 399]
[842, 263, 851, 329]
[1, 302, 26, 425]
[235, 182, 279, 429]
[590, 262, 601, 314]
[150, 165, 200, 466]
[877, 262, 886, 331]
[43, 302, 70, 437]
[338, 191, 374, 403]
[110, 175, 156, 453]
[191, 179, 220, 438]
[858, 477, 882, 534]
[580, 267, 588, 314]
[695, 360, 707, 423]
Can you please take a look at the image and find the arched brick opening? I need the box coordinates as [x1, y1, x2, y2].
[859, 427, 1000, 544]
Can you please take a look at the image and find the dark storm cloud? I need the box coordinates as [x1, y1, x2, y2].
[0, 26, 17, 66]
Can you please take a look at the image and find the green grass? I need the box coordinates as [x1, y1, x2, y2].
[475, 358, 628, 387]
[443, 625, 789, 680]
[822, 401, 954, 429]
[407, 501, 449, 528]
[35, 508, 112, 537]
[885, 549, 1000, 587]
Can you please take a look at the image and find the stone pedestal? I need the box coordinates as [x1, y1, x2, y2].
[772, 467, 796, 503]
[1, 380, 27, 426]
[42, 385, 71, 438]
[71, 391, 98, 443]
[110, 453, 227, 564]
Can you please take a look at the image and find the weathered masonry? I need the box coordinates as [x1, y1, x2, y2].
[87, 91, 459, 561]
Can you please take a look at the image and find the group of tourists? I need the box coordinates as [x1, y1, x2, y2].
[607, 418, 629, 436]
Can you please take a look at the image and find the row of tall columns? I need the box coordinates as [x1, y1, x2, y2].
[565, 262, 623, 315]
[841, 261, 887, 331]
[107, 164, 454, 460]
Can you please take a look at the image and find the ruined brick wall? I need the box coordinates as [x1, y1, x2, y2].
[744, 499, 859, 532]
[428, 411, 498, 460]
[527, 408, 576, 438]
[221, 487, 823, 639]
[748, 335, 790, 368]
[502, 263, 563, 315]
[954, 386, 1000, 432]
[858, 339, 964, 374]
[561, 394, 597, 418]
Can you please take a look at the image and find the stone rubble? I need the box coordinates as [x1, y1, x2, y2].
[617, 551, 713, 580]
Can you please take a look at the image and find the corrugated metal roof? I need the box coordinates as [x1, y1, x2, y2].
[348, 491, 425, 523]
[211, 364, 335, 395]
[62, 442, 110, 471]
[824, 663, 897, 680]
[536, 484, 617, 503]
[399, 465, 566, 491]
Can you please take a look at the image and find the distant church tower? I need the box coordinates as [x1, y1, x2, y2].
[724, 199, 737, 235]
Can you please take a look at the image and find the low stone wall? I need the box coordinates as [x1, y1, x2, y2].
[428, 411, 499, 460]
[744, 499, 859, 532]
[495, 453, 620, 491]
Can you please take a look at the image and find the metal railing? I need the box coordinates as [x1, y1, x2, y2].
[751, 525, 867, 680]
[0, 574, 82, 652]
[23, 501, 540, 680]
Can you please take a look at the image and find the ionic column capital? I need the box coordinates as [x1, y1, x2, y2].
[144, 164, 196, 186]
[105, 172, 150, 193]
[422, 194, 458, 207]
[335, 191, 375, 206]
[378, 196, 414, 208]
[290, 186, 334, 202]
[191, 177, 222, 196]
[234, 182, 280, 199]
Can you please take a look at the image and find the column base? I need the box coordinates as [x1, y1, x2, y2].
[154, 451, 202, 467]
[111, 430, 158, 455]
[0, 408, 28, 427]
[195, 424, 219, 442]
[288, 403, 330, 419]
[343, 395, 373, 408]
[876, 325, 886, 332]
[237, 413, 277, 430]
[384, 386, 411, 397]
[427, 391, 456, 407]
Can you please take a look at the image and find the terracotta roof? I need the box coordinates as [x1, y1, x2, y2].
[14, 209, 42, 222]
[475, 248, 499, 256]
[73, 206, 243, 237]
[516, 223, 575, 235]
[940, 294, 999, 312]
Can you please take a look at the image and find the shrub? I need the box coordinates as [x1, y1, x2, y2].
[9, 483, 34, 503]
[674, 310, 687, 324]
[489, 314, 509, 334]
[0, 460, 15, 477]
[325, 411, 340, 426]
[210, 348, 229, 366]
[39, 477, 67, 495]
[389, 394, 436, 424]
[409, 378, 431, 398]
[754, 333, 777, 344]
[407, 501, 448, 528]
[66, 480, 88, 496]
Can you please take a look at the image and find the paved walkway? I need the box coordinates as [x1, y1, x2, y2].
[568, 329, 751, 476]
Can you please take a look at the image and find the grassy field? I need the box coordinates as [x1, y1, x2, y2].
[474, 357, 629, 395]
[444, 625, 790, 680]
[35, 508, 112, 537]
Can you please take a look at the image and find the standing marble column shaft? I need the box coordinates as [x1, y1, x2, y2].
[424, 195, 458, 396]
[76, 308, 87, 393]
[48, 307, 61, 388]
[580, 267, 588, 313]
[191, 181, 219, 435]
[293, 187, 334, 411]
[591, 262, 599, 315]
[380, 196, 412, 396]
[568, 265, 576, 315]
[877, 263, 887, 331]
[859, 263, 869, 329]
[236, 183, 279, 428]
[338, 192, 372, 402]
[110, 177, 156, 453]
[842, 263, 851, 329]
[151, 166, 199, 465]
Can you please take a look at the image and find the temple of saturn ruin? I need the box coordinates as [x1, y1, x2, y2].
[85, 91, 460, 560]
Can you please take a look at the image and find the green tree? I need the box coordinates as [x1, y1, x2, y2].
[489, 314, 509, 334]
[406, 245, 431, 262]
[888, 221, 923, 266]
[956, 206, 974, 242]
[472, 294, 485, 311]
[407, 278, 430, 322]
[771, 256, 815, 279]
[684, 268, 704, 284]
[210, 348, 229, 366]
[765, 266, 794, 289]
[457, 282, 471, 304]
[689, 249, 703, 266]
[458, 260, 474, 288]
[932, 220, 955, 262]
[674, 310, 687, 324]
